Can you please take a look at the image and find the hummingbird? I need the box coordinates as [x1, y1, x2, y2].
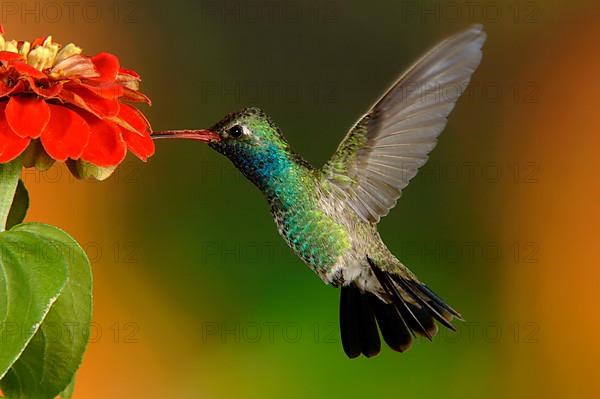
[153, 25, 486, 358]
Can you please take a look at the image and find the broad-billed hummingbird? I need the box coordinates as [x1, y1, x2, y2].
[153, 25, 486, 358]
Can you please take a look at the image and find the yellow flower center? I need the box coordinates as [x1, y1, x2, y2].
[0, 33, 82, 71]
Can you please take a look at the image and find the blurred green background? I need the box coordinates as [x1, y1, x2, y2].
[11, 0, 600, 397]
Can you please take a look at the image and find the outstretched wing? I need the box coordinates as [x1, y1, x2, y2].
[322, 25, 486, 223]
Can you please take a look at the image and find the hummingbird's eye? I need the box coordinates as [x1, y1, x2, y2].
[228, 125, 244, 139]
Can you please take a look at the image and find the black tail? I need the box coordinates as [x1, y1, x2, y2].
[339, 258, 462, 358]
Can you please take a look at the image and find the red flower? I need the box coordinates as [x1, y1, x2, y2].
[0, 28, 153, 177]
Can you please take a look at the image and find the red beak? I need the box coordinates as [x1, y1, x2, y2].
[151, 129, 221, 143]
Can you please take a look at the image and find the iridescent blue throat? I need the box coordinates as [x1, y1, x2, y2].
[243, 143, 313, 209]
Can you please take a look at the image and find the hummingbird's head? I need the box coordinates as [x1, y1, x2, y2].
[207, 107, 289, 157]
[153, 107, 308, 191]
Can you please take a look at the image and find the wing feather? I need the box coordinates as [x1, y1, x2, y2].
[322, 25, 486, 223]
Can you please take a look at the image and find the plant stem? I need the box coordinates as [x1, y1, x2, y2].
[0, 158, 22, 232]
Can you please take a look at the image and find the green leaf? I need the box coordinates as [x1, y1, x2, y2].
[59, 379, 75, 399]
[6, 180, 29, 230]
[0, 223, 93, 399]
[0, 159, 22, 232]
[0, 224, 68, 380]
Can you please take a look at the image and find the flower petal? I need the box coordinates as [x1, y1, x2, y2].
[0, 80, 25, 98]
[117, 68, 141, 90]
[25, 77, 64, 98]
[52, 54, 99, 79]
[0, 104, 30, 162]
[64, 84, 120, 117]
[118, 67, 140, 79]
[41, 105, 90, 161]
[81, 117, 126, 167]
[80, 82, 124, 99]
[123, 129, 154, 161]
[0, 131, 30, 162]
[121, 87, 151, 104]
[0, 51, 24, 61]
[113, 103, 149, 137]
[31, 36, 49, 48]
[91, 52, 119, 81]
[11, 61, 47, 79]
[6, 96, 51, 138]
[57, 88, 98, 117]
